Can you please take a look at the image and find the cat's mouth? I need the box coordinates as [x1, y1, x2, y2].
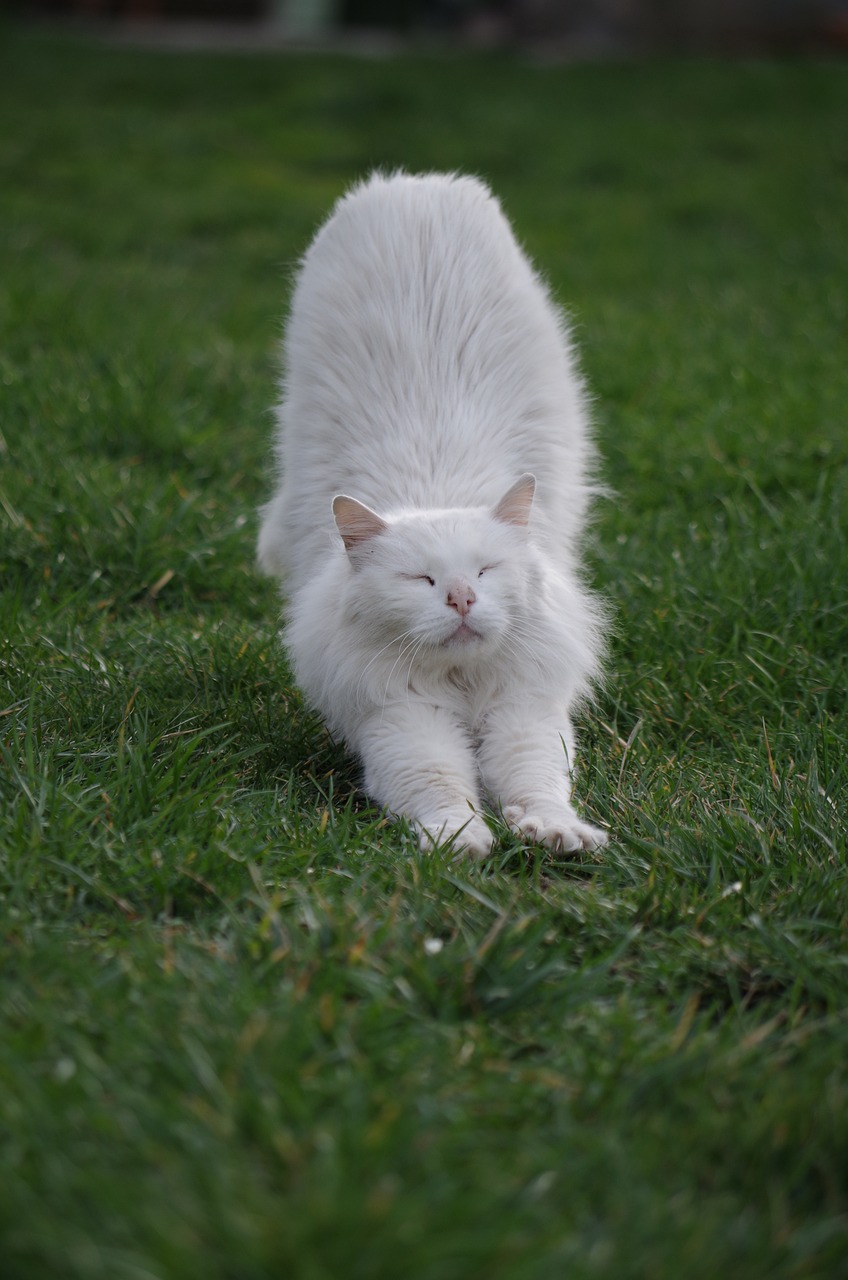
[444, 620, 482, 646]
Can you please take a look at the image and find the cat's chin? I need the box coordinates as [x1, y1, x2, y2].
[441, 621, 484, 648]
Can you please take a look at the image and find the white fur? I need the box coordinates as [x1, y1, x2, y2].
[258, 171, 608, 857]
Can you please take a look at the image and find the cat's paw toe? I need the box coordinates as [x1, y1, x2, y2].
[514, 814, 584, 852]
[417, 813, 494, 859]
[571, 819, 609, 851]
[505, 805, 608, 853]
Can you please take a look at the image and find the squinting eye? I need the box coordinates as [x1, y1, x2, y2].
[420, 575, 435, 587]
[478, 565, 496, 578]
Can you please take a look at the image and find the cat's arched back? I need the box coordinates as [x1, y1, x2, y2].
[258, 171, 598, 591]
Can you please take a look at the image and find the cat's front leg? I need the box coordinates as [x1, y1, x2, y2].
[356, 701, 493, 858]
[478, 700, 608, 853]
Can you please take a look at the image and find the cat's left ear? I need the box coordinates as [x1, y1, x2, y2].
[333, 494, 388, 554]
[492, 474, 535, 528]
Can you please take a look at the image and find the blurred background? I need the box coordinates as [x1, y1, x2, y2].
[15, 0, 848, 55]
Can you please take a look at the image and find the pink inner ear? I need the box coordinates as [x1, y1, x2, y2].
[332, 494, 388, 551]
[492, 474, 536, 527]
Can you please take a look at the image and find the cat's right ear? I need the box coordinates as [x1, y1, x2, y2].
[332, 494, 388, 555]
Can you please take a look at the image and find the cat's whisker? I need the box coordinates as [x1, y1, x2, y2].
[497, 629, 548, 681]
[355, 629, 419, 704]
[379, 630, 427, 720]
[401, 635, 428, 706]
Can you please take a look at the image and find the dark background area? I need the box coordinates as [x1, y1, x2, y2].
[13, 0, 848, 54]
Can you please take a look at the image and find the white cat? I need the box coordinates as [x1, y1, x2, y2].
[258, 171, 608, 857]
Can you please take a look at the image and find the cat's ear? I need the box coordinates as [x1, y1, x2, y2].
[332, 494, 388, 553]
[492, 474, 536, 528]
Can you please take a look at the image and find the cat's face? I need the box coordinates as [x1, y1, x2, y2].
[354, 512, 530, 654]
[333, 477, 537, 661]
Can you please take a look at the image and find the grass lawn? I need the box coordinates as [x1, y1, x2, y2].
[1, 21, 847, 1278]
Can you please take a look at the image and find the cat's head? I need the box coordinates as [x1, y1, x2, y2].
[332, 475, 536, 658]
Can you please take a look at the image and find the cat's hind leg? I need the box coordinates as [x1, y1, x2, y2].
[356, 700, 493, 858]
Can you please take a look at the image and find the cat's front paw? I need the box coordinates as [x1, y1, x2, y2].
[503, 804, 608, 853]
[417, 812, 494, 860]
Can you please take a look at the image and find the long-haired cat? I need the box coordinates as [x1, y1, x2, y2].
[258, 171, 608, 857]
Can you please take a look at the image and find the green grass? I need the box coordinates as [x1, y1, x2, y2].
[2, 22, 848, 1279]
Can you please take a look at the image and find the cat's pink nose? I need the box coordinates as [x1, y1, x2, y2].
[446, 583, 476, 617]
